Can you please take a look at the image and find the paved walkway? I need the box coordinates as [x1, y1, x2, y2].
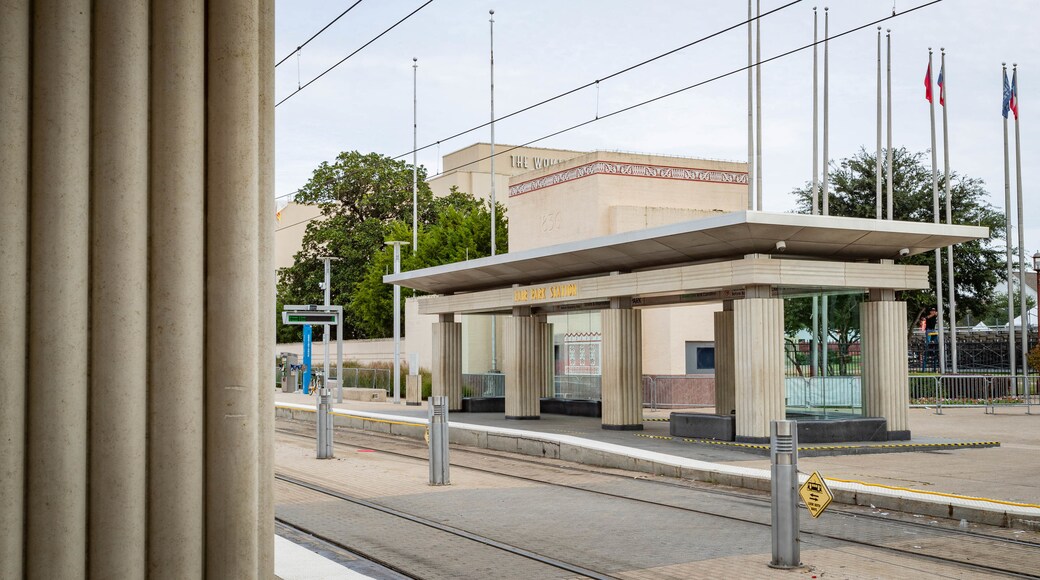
[276, 391, 1040, 507]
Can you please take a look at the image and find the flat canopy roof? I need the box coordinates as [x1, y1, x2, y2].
[385, 211, 988, 295]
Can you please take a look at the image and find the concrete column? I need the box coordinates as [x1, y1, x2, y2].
[861, 296, 910, 436]
[713, 306, 736, 416]
[206, 0, 261, 575]
[27, 1, 92, 577]
[601, 308, 643, 430]
[543, 322, 555, 398]
[148, 0, 206, 575]
[433, 313, 463, 411]
[734, 297, 786, 441]
[505, 314, 543, 419]
[0, 2, 29, 577]
[90, 1, 149, 576]
[257, 0, 276, 575]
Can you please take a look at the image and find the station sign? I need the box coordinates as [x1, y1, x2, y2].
[281, 305, 340, 326]
[798, 471, 834, 518]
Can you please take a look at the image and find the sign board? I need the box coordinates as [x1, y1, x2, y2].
[798, 471, 834, 518]
[282, 311, 338, 325]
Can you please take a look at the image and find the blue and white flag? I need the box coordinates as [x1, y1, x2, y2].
[1003, 69, 1012, 119]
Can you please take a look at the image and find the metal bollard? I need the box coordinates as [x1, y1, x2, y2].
[769, 420, 800, 569]
[317, 386, 333, 459]
[428, 396, 450, 485]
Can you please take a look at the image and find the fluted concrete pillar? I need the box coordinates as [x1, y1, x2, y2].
[0, 2, 30, 577]
[257, 0, 276, 574]
[206, 0, 261, 575]
[505, 315, 544, 419]
[148, 1, 206, 576]
[861, 298, 910, 436]
[601, 308, 643, 430]
[433, 314, 463, 411]
[713, 307, 736, 416]
[27, 1, 92, 576]
[734, 297, 785, 441]
[90, 1, 150, 576]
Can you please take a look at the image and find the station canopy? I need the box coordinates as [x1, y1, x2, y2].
[385, 211, 989, 295]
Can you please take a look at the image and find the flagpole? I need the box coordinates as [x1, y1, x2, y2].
[756, 0, 763, 211]
[820, 7, 830, 381]
[940, 48, 958, 373]
[928, 49, 947, 374]
[811, 7, 819, 379]
[886, 30, 894, 220]
[489, 9, 498, 373]
[1003, 63, 1016, 379]
[412, 57, 418, 253]
[876, 27, 883, 220]
[812, 7, 819, 216]
[747, 0, 754, 211]
[1013, 64, 1029, 397]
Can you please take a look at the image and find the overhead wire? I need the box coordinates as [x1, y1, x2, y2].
[275, 0, 366, 68]
[276, 0, 436, 107]
[274, 0, 801, 203]
[274, 0, 944, 233]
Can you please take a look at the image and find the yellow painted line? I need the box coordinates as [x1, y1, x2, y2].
[824, 476, 1040, 510]
[642, 418, 670, 422]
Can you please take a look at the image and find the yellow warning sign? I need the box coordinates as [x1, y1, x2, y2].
[798, 471, 834, 518]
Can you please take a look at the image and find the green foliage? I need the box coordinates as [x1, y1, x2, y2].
[790, 147, 1007, 329]
[978, 292, 1037, 327]
[350, 186, 507, 338]
[784, 294, 862, 375]
[276, 151, 435, 341]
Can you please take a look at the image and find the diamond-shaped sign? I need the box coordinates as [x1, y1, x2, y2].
[798, 471, 834, 519]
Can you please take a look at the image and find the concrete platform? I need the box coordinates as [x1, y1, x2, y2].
[275, 391, 1040, 530]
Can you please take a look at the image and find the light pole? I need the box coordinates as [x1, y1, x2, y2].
[1033, 251, 1040, 335]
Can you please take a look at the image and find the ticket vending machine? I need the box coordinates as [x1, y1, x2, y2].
[280, 352, 299, 393]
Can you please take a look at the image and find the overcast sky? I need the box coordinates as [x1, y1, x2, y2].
[274, 0, 1038, 261]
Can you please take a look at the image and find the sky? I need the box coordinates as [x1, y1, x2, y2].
[274, 0, 1039, 263]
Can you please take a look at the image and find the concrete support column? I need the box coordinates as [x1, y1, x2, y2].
[543, 322, 555, 398]
[257, 0, 276, 575]
[27, 1, 92, 576]
[90, 1, 150, 576]
[0, 2, 30, 577]
[206, 0, 261, 575]
[505, 314, 544, 420]
[601, 308, 643, 430]
[148, 0, 206, 576]
[861, 295, 910, 437]
[433, 313, 463, 411]
[713, 305, 736, 416]
[734, 296, 785, 441]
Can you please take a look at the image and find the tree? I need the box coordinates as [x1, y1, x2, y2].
[350, 187, 507, 337]
[790, 147, 1007, 331]
[784, 293, 862, 375]
[979, 292, 1037, 327]
[276, 151, 436, 341]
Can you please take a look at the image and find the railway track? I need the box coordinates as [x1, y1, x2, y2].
[275, 421, 1040, 579]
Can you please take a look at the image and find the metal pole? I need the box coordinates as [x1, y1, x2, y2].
[755, 0, 763, 211]
[318, 257, 334, 458]
[337, 307, 343, 404]
[747, 0, 754, 211]
[428, 396, 450, 485]
[886, 30, 893, 220]
[822, 7, 829, 216]
[323, 258, 330, 396]
[489, 9, 498, 374]
[412, 57, 418, 253]
[386, 242, 408, 403]
[1013, 64, 1029, 409]
[876, 27, 882, 220]
[928, 50, 947, 374]
[811, 7, 818, 216]
[770, 420, 800, 569]
[1003, 64, 1016, 379]
[940, 49, 958, 373]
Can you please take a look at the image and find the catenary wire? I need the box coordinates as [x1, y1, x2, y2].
[276, 0, 436, 107]
[275, 0, 366, 68]
[273, 0, 800, 204]
[274, 0, 943, 233]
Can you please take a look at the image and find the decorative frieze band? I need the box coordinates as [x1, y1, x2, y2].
[508, 160, 749, 197]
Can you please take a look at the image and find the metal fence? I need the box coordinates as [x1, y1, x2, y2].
[554, 375, 601, 400]
[461, 373, 505, 397]
[909, 373, 1038, 412]
[784, 376, 862, 411]
[333, 367, 392, 392]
